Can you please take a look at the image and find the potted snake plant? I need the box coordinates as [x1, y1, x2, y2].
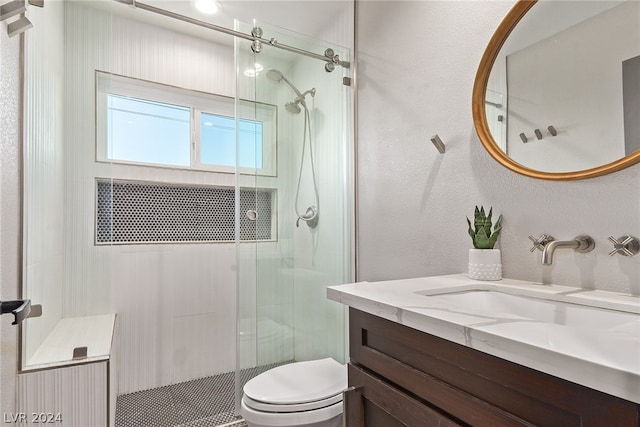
[466, 206, 503, 280]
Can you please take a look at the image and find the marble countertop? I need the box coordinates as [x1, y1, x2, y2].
[327, 274, 640, 404]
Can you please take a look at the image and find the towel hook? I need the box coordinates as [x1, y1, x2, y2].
[430, 135, 446, 154]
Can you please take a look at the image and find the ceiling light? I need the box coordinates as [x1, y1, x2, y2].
[243, 63, 263, 77]
[190, 0, 221, 15]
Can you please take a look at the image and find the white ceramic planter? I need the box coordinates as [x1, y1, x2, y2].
[468, 249, 502, 281]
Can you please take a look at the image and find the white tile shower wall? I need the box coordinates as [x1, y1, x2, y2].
[23, 0, 65, 365]
[317, 1, 355, 52]
[0, 14, 22, 415]
[111, 245, 237, 393]
[63, 2, 114, 318]
[236, 243, 258, 371]
[254, 251, 295, 367]
[356, 1, 640, 294]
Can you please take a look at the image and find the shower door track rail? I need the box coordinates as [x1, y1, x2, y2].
[114, 0, 350, 71]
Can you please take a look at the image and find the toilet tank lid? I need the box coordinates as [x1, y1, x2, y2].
[243, 358, 347, 405]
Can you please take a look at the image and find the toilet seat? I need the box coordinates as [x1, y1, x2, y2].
[243, 392, 343, 413]
[240, 398, 343, 427]
[242, 358, 347, 417]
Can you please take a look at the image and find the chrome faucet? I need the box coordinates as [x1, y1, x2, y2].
[541, 235, 595, 265]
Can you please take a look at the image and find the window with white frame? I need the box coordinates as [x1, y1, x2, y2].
[95, 72, 277, 176]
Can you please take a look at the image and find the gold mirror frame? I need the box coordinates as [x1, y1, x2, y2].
[472, 0, 640, 181]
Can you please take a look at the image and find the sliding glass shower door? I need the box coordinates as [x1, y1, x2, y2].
[234, 20, 354, 410]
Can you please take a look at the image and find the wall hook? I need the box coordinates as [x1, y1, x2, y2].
[0, 0, 25, 21]
[1, 0, 33, 38]
[534, 129, 543, 140]
[548, 125, 558, 136]
[519, 133, 528, 143]
[7, 13, 31, 37]
[430, 135, 445, 154]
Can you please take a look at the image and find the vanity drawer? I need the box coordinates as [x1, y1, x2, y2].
[348, 308, 640, 427]
[346, 363, 461, 427]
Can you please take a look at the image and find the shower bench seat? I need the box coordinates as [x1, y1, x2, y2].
[26, 314, 115, 368]
[18, 314, 118, 427]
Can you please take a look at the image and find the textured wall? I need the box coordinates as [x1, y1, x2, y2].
[356, 1, 640, 294]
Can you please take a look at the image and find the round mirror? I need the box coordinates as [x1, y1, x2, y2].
[473, 0, 640, 180]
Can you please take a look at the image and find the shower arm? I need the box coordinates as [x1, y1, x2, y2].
[293, 89, 316, 103]
[279, 75, 304, 99]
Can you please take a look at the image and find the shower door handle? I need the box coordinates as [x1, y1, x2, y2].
[0, 299, 31, 325]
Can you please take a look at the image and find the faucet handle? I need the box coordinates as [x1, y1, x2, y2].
[607, 235, 640, 257]
[528, 234, 554, 252]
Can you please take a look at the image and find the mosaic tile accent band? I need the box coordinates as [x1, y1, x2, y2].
[96, 179, 273, 244]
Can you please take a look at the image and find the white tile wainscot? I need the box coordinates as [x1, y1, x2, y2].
[17, 314, 117, 427]
[327, 274, 640, 404]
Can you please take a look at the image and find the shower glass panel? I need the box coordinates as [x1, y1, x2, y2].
[234, 20, 354, 410]
[21, 0, 115, 371]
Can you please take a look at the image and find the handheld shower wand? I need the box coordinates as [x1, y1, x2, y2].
[266, 69, 320, 228]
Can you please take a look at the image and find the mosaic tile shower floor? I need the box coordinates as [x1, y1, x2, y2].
[115, 363, 284, 427]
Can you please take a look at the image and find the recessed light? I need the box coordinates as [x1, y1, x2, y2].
[243, 63, 264, 77]
[190, 0, 221, 15]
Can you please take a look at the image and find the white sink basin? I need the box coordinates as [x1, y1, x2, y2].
[329, 274, 640, 403]
[417, 288, 638, 331]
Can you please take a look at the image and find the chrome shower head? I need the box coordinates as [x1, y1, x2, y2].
[266, 69, 284, 83]
[266, 69, 303, 98]
[266, 69, 316, 114]
[285, 88, 316, 114]
[285, 101, 302, 114]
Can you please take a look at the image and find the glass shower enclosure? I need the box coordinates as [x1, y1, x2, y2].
[234, 19, 354, 407]
[18, 1, 353, 424]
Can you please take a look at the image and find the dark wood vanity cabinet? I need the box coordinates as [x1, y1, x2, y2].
[345, 308, 640, 427]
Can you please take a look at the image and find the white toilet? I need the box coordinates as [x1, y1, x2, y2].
[241, 358, 347, 427]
